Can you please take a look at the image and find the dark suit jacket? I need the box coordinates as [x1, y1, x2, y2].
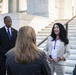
[0, 26, 18, 60]
[6, 50, 51, 75]
[73, 65, 76, 75]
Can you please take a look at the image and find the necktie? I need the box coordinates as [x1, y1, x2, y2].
[7, 28, 11, 39]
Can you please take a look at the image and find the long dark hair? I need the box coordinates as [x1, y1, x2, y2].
[51, 23, 69, 45]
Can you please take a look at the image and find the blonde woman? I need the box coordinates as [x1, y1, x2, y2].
[6, 26, 51, 75]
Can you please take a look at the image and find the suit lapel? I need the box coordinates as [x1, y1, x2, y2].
[3, 27, 9, 40]
[11, 28, 14, 39]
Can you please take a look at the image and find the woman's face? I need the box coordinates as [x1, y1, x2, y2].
[54, 24, 60, 35]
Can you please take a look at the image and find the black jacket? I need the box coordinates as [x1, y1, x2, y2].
[6, 50, 51, 75]
[73, 65, 76, 75]
[0, 26, 17, 60]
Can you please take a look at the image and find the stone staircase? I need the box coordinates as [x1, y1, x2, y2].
[36, 19, 76, 75]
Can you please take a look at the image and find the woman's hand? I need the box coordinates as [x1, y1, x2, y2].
[48, 57, 54, 62]
[53, 57, 61, 63]
[53, 58, 59, 63]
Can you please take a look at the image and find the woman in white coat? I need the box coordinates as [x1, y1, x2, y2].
[44, 23, 70, 75]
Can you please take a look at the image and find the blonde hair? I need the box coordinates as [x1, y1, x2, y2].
[14, 26, 41, 63]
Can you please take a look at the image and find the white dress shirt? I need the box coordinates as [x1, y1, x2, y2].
[51, 39, 60, 59]
[5, 26, 12, 36]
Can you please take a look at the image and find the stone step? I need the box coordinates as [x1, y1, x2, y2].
[69, 21, 76, 25]
[54, 73, 72, 75]
[69, 41, 76, 44]
[67, 55, 76, 60]
[69, 37, 76, 40]
[65, 66, 74, 74]
[66, 60, 76, 67]
[70, 45, 76, 49]
[70, 49, 76, 54]
[68, 33, 76, 36]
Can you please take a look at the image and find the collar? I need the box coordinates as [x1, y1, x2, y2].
[5, 26, 11, 30]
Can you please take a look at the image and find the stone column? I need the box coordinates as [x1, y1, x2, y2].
[55, 0, 72, 19]
[64, 0, 72, 19]
[48, 0, 56, 20]
[8, 0, 19, 13]
[27, 0, 49, 17]
[27, 0, 56, 21]
[19, 0, 27, 12]
[74, 0, 76, 16]
[59, 0, 65, 19]
[55, 0, 60, 19]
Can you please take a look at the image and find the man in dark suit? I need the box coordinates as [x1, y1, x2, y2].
[0, 16, 18, 75]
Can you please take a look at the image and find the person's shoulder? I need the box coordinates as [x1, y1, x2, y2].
[0, 26, 5, 33]
[47, 35, 53, 40]
[5, 48, 15, 64]
[0, 26, 5, 30]
[5, 48, 14, 57]
[40, 51, 47, 59]
[11, 27, 18, 32]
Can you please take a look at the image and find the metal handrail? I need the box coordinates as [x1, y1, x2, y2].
[37, 15, 76, 47]
[64, 15, 76, 25]
[37, 36, 49, 46]
[64, 15, 76, 35]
